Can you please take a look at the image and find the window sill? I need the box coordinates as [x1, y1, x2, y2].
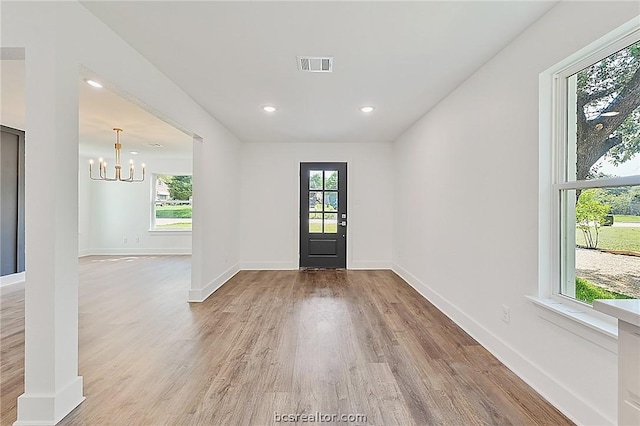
[527, 295, 618, 354]
[148, 229, 192, 235]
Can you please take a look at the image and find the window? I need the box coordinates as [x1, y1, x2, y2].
[151, 174, 192, 231]
[546, 23, 640, 306]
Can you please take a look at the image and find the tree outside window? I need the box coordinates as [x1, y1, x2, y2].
[153, 174, 192, 230]
[559, 38, 640, 304]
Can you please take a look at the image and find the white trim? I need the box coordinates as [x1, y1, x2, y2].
[555, 176, 640, 190]
[1, 271, 25, 289]
[557, 25, 640, 80]
[348, 261, 392, 270]
[527, 296, 618, 353]
[232, 261, 392, 271]
[78, 249, 93, 258]
[188, 263, 240, 302]
[78, 248, 191, 256]
[544, 18, 640, 80]
[393, 263, 614, 426]
[148, 230, 192, 235]
[14, 377, 84, 426]
[239, 261, 298, 270]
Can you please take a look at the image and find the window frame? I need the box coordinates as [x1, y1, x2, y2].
[150, 173, 193, 233]
[539, 18, 640, 316]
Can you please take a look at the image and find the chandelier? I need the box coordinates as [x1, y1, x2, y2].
[89, 128, 145, 182]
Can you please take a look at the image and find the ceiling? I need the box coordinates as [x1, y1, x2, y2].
[81, 1, 558, 144]
[2, 2, 558, 151]
[1, 60, 193, 159]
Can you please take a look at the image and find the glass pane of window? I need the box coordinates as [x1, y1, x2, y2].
[571, 40, 640, 181]
[309, 212, 322, 233]
[324, 191, 338, 211]
[323, 213, 337, 233]
[324, 170, 338, 190]
[561, 186, 639, 303]
[309, 170, 323, 190]
[153, 174, 193, 230]
[309, 192, 323, 211]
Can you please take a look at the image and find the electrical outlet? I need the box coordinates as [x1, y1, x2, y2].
[136, 237, 140, 243]
[123, 237, 128, 244]
[502, 305, 510, 324]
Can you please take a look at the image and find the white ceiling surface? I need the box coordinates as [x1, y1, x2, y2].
[77, 76, 193, 159]
[0, 60, 192, 159]
[82, 1, 558, 144]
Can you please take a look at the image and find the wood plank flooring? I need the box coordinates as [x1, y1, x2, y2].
[1, 256, 572, 425]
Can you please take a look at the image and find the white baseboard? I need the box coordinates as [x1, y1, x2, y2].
[78, 249, 92, 258]
[188, 263, 240, 302]
[239, 261, 298, 270]
[14, 376, 84, 426]
[391, 262, 613, 426]
[238, 261, 391, 270]
[348, 261, 392, 269]
[79, 248, 191, 257]
[1, 272, 25, 292]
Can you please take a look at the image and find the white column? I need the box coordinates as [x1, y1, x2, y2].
[188, 135, 204, 301]
[14, 17, 84, 425]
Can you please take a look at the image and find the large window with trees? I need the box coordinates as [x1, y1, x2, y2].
[553, 28, 640, 305]
[152, 174, 192, 231]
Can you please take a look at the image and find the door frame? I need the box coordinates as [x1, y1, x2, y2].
[1, 125, 26, 276]
[294, 156, 351, 269]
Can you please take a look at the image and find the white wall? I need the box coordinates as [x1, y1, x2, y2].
[392, 2, 639, 425]
[2, 2, 241, 422]
[240, 142, 393, 269]
[3, 1, 242, 292]
[78, 156, 92, 255]
[79, 156, 192, 256]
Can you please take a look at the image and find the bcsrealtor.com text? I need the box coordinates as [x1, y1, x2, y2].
[274, 412, 367, 423]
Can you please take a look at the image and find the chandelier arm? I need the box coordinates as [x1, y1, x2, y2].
[89, 128, 146, 183]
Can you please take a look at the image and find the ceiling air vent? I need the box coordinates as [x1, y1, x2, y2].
[297, 56, 333, 73]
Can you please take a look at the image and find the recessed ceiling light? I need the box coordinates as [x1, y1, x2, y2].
[601, 111, 620, 117]
[85, 79, 103, 88]
[360, 106, 375, 113]
[262, 105, 277, 113]
[129, 151, 139, 155]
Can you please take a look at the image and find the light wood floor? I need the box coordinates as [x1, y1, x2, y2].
[1, 256, 572, 425]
